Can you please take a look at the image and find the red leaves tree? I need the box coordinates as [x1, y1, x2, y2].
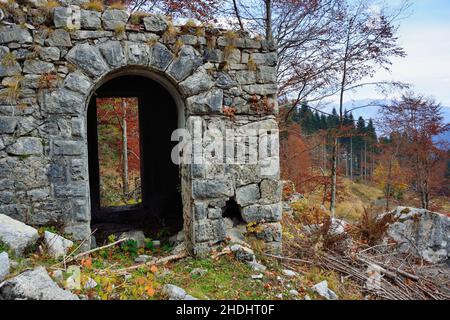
[97, 97, 141, 207]
[124, 0, 220, 21]
[380, 92, 449, 209]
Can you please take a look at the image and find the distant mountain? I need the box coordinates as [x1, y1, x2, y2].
[319, 100, 450, 144]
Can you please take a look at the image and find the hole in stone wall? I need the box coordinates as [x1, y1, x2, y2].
[222, 198, 245, 227]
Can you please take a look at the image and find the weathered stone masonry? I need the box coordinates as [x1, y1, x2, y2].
[0, 1, 282, 256]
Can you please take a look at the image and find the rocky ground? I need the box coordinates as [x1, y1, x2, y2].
[0, 187, 449, 300]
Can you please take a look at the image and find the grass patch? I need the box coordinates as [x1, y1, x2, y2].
[160, 255, 273, 300]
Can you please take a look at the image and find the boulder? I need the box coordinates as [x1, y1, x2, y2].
[162, 284, 187, 300]
[169, 230, 185, 245]
[119, 230, 146, 248]
[83, 277, 97, 290]
[44, 231, 73, 259]
[247, 260, 267, 272]
[251, 273, 263, 280]
[0, 251, 10, 282]
[289, 289, 299, 297]
[282, 269, 298, 278]
[0, 267, 79, 300]
[44, 29, 72, 47]
[303, 218, 348, 236]
[135, 255, 152, 263]
[230, 244, 255, 262]
[386, 207, 450, 264]
[0, 214, 39, 256]
[192, 179, 233, 199]
[190, 268, 208, 277]
[225, 219, 248, 245]
[311, 280, 338, 300]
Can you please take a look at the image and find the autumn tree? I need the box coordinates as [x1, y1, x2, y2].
[124, 0, 219, 20]
[97, 98, 141, 207]
[373, 134, 412, 210]
[380, 92, 449, 209]
[326, 0, 408, 216]
[226, 0, 345, 107]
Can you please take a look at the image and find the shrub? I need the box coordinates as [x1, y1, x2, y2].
[353, 206, 394, 246]
[120, 239, 139, 257]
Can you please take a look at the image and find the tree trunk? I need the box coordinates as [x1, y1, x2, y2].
[385, 157, 393, 211]
[232, 0, 244, 31]
[350, 137, 353, 180]
[330, 136, 338, 217]
[121, 99, 129, 199]
[265, 0, 273, 41]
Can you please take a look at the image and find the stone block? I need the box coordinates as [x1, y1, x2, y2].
[192, 179, 234, 199]
[236, 184, 260, 207]
[6, 137, 43, 156]
[102, 9, 129, 31]
[242, 203, 282, 223]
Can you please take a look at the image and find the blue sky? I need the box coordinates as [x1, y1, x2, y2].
[347, 0, 450, 107]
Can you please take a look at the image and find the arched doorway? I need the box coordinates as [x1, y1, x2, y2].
[87, 73, 183, 241]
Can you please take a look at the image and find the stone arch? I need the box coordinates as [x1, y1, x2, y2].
[85, 67, 186, 241]
[84, 66, 186, 129]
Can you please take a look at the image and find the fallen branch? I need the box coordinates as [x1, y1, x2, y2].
[356, 254, 420, 281]
[107, 251, 188, 275]
[58, 238, 129, 266]
[264, 253, 314, 265]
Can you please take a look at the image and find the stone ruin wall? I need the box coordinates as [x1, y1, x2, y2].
[0, 0, 282, 256]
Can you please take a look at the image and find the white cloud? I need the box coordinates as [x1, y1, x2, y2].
[346, 22, 450, 106]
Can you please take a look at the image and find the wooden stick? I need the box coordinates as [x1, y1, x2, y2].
[357, 254, 419, 281]
[109, 252, 188, 275]
[264, 253, 314, 265]
[61, 238, 129, 265]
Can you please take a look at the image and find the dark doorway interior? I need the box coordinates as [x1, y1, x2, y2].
[87, 75, 183, 242]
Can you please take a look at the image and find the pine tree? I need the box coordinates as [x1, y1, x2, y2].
[328, 108, 339, 128]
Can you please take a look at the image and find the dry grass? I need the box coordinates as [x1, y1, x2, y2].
[352, 206, 394, 246]
[114, 24, 125, 36]
[108, 1, 126, 10]
[83, 0, 104, 12]
[162, 22, 178, 43]
[129, 12, 149, 25]
[247, 56, 257, 71]
[304, 178, 384, 222]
